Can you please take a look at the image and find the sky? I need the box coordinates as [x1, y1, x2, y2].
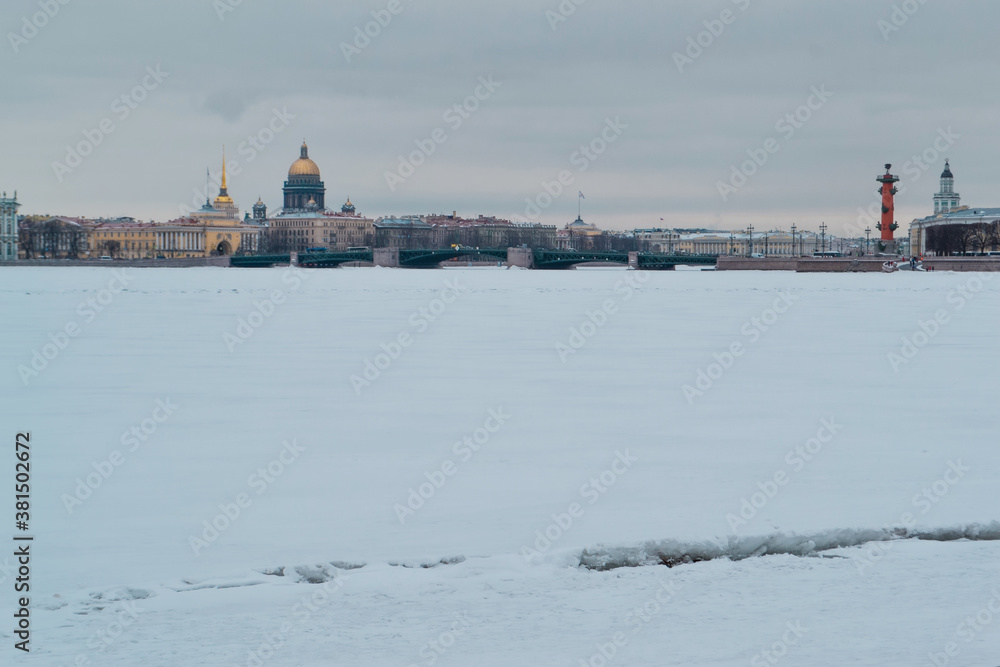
[1, 0, 996, 235]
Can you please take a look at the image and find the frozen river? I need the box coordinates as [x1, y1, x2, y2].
[2, 266, 998, 665]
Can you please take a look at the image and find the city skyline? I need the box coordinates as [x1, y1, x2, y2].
[2, 1, 996, 233]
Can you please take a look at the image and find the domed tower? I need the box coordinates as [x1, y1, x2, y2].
[283, 141, 326, 211]
[253, 197, 267, 222]
[342, 197, 356, 215]
[933, 160, 960, 215]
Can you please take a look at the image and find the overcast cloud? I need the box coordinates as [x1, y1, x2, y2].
[1, 0, 995, 234]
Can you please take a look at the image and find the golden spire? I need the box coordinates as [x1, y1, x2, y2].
[213, 145, 235, 207]
[221, 146, 228, 192]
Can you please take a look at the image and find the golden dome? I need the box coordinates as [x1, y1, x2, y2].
[289, 141, 321, 177]
[289, 158, 320, 177]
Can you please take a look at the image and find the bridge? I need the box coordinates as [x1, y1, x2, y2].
[528, 250, 713, 270]
[231, 249, 718, 270]
[531, 250, 630, 270]
[298, 250, 373, 268]
[635, 253, 717, 270]
[398, 247, 508, 268]
[231, 254, 293, 268]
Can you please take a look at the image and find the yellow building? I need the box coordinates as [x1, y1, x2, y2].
[96, 153, 260, 258]
[86, 215, 257, 259]
[155, 154, 260, 256]
[89, 220, 160, 258]
[22, 151, 266, 260]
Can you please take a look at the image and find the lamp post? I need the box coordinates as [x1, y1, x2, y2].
[764, 233, 769, 257]
[747, 224, 754, 257]
[790, 224, 797, 257]
[820, 222, 828, 254]
[865, 227, 871, 256]
[729, 232, 735, 255]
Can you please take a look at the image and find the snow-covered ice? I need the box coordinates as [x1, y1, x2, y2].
[1, 266, 998, 666]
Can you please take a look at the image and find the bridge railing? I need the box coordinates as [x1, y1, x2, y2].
[398, 247, 509, 266]
[231, 255, 291, 268]
[298, 250, 374, 267]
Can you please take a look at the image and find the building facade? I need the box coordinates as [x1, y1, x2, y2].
[556, 216, 604, 250]
[268, 208, 374, 253]
[673, 230, 823, 256]
[374, 215, 556, 250]
[424, 214, 556, 249]
[1, 191, 19, 261]
[908, 162, 998, 256]
[634, 228, 680, 253]
[910, 208, 999, 256]
[17, 215, 256, 260]
[88, 219, 159, 258]
[373, 217, 435, 249]
[19, 217, 89, 259]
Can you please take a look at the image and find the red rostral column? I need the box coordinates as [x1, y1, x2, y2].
[877, 163, 900, 243]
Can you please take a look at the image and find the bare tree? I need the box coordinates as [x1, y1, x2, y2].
[18, 226, 35, 259]
[102, 240, 121, 258]
[971, 223, 993, 254]
[955, 225, 976, 255]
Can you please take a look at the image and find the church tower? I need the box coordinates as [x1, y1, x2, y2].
[212, 149, 240, 220]
[283, 142, 326, 211]
[933, 160, 960, 215]
[253, 197, 267, 222]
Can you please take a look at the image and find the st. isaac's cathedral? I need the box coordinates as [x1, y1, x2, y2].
[283, 142, 326, 211]
[263, 142, 374, 252]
